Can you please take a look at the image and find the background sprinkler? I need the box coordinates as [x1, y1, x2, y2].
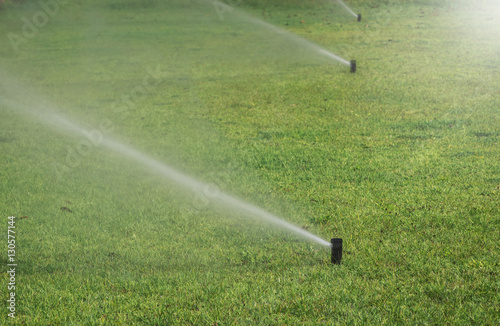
[331, 238, 343, 264]
[357, 14, 361, 22]
[350, 60, 356, 73]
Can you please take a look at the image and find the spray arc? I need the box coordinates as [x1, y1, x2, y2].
[0, 76, 333, 250]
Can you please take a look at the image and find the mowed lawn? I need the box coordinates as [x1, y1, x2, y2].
[0, 0, 499, 324]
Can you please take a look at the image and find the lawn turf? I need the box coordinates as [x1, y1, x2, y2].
[1, 0, 499, 324]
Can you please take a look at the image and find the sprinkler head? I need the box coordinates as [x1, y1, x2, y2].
[350, 60, 356, 73]
[357, 14, 361, 22]
[331, 238, 343, 264]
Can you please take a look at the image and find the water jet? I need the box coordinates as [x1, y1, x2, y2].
[210, 1, 351, 68]
[350, 60, 356, 73]
[334, 0, 359, 20]
[0, 70, 333, 249]
[331, 238, 343, 264]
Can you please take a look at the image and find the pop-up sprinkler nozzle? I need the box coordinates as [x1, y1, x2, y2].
[357, 14, 361, 22]
[350, 60, 356, 73]
[331, 238, 343, 264]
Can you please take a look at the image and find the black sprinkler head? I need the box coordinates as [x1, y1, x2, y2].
[331, 238, 343, 264]
[357, 14, 361, 22]
[350, 60, 356, 73]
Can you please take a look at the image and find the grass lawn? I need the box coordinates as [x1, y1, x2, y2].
[1, 0, 499, 324]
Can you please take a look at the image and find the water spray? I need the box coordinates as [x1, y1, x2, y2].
[210, 0, 351, 69]
[331, 238, 343, 264]
[0, 69, 333, 249]
[350, 60, 356, 73]
[334, 0, 359, 20]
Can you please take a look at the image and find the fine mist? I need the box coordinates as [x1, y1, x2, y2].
[0, 67, 331, 247]
[0, 0, 349, 250]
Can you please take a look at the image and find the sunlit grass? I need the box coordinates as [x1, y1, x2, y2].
[0, 0, 499, 324]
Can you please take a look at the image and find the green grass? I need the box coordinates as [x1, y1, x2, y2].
[1, 0, 499, 324]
